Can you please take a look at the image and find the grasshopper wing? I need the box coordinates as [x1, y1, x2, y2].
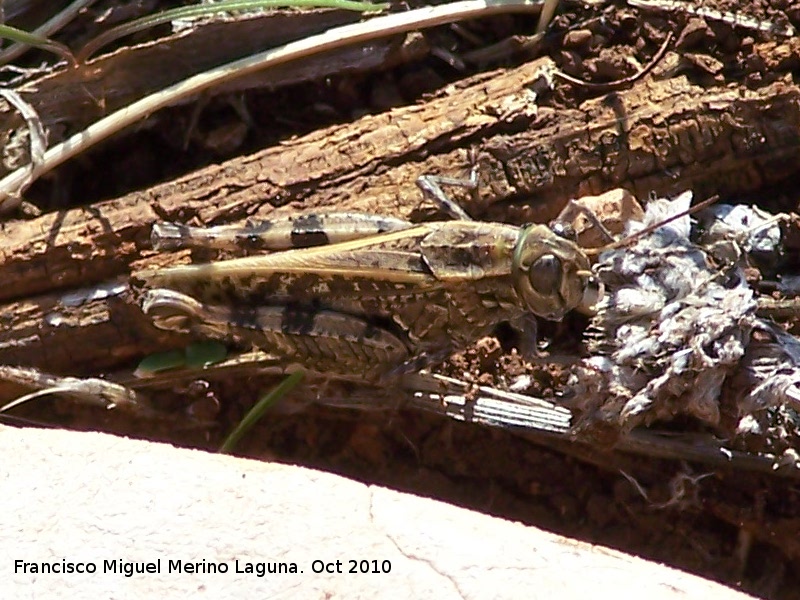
[135, 225, 446, 306]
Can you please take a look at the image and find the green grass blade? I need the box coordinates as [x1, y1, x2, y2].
[219, 371, 304, 454]
[0, 23, 75, 64]
[78, 0, 389, 62]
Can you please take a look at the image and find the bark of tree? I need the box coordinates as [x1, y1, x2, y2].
[3, 47, 800, 376]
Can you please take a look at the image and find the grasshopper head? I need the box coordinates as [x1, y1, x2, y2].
[512, 224, 592, 320]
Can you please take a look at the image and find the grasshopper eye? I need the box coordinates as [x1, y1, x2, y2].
[512, 224, 591, 320]
[529, 254, 562, 296]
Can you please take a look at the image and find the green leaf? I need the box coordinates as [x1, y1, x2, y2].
[134, 350, 186, 377]
[185, 341, 229, 369]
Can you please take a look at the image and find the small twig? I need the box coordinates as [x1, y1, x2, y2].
[535, 0, 559, 34]
[584, 192, 718, 256]
[0, 364, 151, 414]
[617, 429, 800, 479]
[552, 31, 673, 93]
[0, 89, 47, 208]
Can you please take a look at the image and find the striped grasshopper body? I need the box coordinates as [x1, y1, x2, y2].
[134, 211, 593, 381]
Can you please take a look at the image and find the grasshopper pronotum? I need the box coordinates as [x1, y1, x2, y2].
[133, 178, 709, 381]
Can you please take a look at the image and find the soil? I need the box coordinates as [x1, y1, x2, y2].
[2, 1, 800, 598]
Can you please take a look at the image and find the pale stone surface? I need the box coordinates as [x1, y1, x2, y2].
[0, 426, 754, 599]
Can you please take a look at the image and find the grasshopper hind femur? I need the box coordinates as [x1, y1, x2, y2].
[512, 224, 593, 321]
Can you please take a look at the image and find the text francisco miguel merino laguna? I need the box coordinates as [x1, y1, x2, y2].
[15, 559, 298, 577]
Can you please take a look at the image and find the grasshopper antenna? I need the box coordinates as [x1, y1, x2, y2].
[583, 194, 720, 257]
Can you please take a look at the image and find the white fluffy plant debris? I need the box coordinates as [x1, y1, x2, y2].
[567, 191, 767, 443]
[730, 323, 800, 457]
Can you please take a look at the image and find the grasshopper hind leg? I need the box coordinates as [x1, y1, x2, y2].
[141, 289, 410, 381]
[151, 213, 414, 253]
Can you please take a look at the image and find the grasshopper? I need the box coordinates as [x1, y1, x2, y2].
[132, 176, 600, 381]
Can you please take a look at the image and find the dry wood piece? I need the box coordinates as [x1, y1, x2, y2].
[4, 64, 800, 377]
[4, 67, 800, 301]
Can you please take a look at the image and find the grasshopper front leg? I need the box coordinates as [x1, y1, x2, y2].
[142, 289, 411, 381]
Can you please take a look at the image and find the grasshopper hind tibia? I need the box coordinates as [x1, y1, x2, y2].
[150, 213, 415, 255]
